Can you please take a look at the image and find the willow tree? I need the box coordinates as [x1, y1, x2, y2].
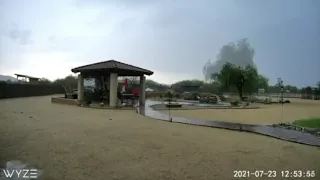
[212, 63, 268, 100]
[203, 38, 256, 82]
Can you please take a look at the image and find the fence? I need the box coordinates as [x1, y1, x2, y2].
[0, 82, 64, 99]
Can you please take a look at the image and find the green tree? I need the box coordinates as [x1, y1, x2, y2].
[53, 75, 78, 93]
[203, 38, 256, 81]
[145, 79, 169, 92]
[199, 82, 220, 94]
[171, 80, 203, 93]
[38, 78, 52, 85]
[257, 75, 269, 90]
[284, 85, 298, 94]
[301, 86, 313, 99]
[212, 63, 262, 100]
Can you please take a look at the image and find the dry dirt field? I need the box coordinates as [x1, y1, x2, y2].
[168, 98, 320, 125]
[0, 96, 319, 180]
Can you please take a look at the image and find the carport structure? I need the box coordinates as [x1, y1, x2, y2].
[71, 60, 153, 108]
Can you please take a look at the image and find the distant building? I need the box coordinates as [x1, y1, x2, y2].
[15, 74, 40, 84]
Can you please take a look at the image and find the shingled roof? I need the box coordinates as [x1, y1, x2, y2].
[71, 60, 153, 76]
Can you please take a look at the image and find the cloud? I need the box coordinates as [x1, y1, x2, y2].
[73, 0, 156, 9]
[47, 35, 56, 42]
[7, 28, 32, 45]
[0, 0, 319, 87]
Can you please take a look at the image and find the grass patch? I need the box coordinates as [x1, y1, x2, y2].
[293, 118, 320, 128]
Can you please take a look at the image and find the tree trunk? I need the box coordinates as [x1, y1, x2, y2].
[237, 85, 244, 101]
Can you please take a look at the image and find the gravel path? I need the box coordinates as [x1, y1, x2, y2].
[0, 96, 319, 180]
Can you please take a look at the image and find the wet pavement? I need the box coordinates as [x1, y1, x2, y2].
[136, 100, 320, 147]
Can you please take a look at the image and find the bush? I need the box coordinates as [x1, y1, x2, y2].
[230, 98, 240, 106]
[183, 92, 199, 101]
[231, 101, 239, 106]
[217, 93, 226, 101]
[199, 96, 218, 104]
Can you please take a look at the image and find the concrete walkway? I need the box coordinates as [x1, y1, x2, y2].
[137, 100, 320, 147]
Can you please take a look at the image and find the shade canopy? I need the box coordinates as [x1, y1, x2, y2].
[71, 60, 153, 76]
[15, 74, 40, 80]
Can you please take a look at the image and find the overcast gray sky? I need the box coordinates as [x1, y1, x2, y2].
[0, 0, 319, 86]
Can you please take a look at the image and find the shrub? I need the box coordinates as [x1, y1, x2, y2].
[230, 98, 240, 106]
[231, 101, 239, 106]
[217, 93, 226, 101]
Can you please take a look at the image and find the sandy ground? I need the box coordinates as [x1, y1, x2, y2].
[0, 96, 319, 180]
[168, 98, 320, 125]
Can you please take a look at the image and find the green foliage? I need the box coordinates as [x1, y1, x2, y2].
[53, 75, 78, 93]
[211, 62, 265, 100]
[38, 78, 52, 85]
[199, 97, 218, 104]
[267, 84, 299, 94]
[284, 85, 298, 93]
[301, 86, 313, 95]
[257, 75, 269, 90]
[171, 80, 203, 93]
[168, 79, 220, 94]
[203, 38, 256, 81]
[183, 92, 199, 100]
[146, 79, 169, 92]
[199, 82, 220, 94]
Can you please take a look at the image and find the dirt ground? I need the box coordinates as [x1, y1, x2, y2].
[0, 96, 319, 180]
[168, 98, 320, 125]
